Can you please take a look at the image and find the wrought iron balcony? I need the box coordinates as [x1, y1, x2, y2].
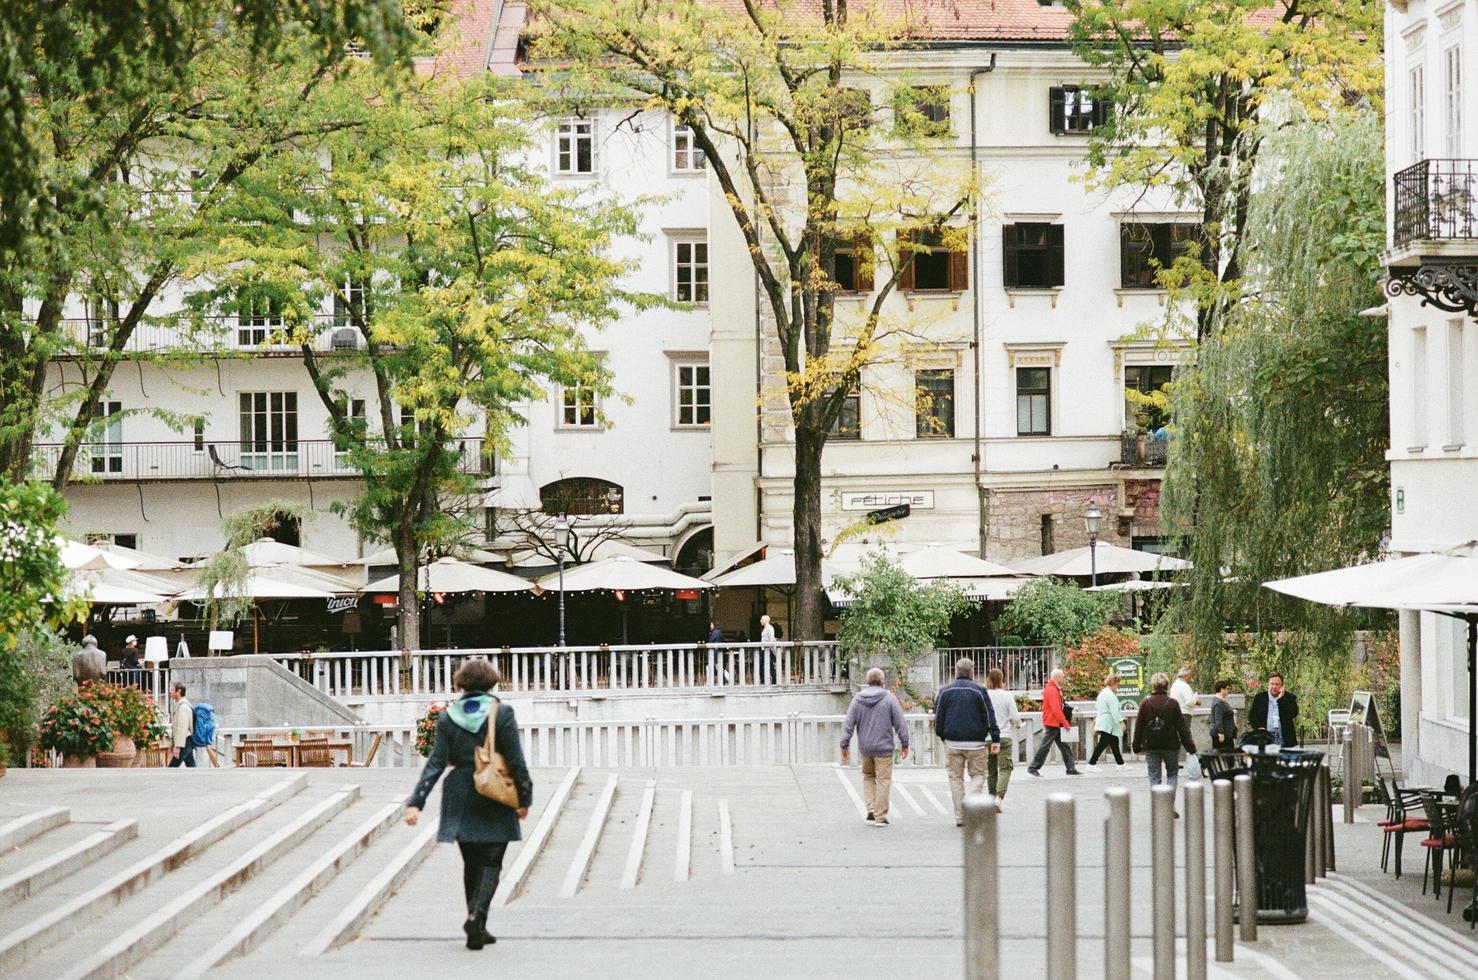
[32, 438, 493, 482]
[1393, 159, 1478, 247]
[46, 315, 375, 359]
[1120, 428, 1167, 467]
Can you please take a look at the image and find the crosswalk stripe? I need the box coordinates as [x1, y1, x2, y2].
[559, 774, 618, 899]
[620, 781, 656, 890]
[894, 783, 926, 817]
[1325, 872, 1478, 955]
[1307, 891, 1471, 973]
[1306, 903, 1441, 980]
[674, 789, 693, 883]
[718, 800, 735, 875]
[1225, 943, 1306, 980]
[918, 785, 952, 816]
[832, 765, 867, 819]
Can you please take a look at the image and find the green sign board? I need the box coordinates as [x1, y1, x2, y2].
[1110, 656, 1146, 712]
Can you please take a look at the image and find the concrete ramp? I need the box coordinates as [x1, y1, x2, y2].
[171, 656, 363, 728]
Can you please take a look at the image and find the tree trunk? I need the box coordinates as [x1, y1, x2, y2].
[394, 525, 420, 669]
[792, 424, 826, 640]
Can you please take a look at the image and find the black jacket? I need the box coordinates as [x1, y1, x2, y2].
[1132, 694, 1196, 754]
[1249, 691, 1299, 747]
[1209, 698, 1238, 750]
[408, 694, 534, 844]
[934, 679, 1000, 744]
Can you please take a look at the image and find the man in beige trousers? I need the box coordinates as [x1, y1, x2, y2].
[840, 668, 910, 826]
[168, 682, 195, 768]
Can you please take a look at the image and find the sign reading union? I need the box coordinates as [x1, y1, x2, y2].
[840, 490, 936, 512]
[326, 596, 359, 615]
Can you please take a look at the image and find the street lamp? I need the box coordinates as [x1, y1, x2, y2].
[555, 517, 571, 647]
[1084, 505, 1103, 588]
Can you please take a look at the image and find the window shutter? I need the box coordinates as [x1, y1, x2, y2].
[1048, 87, 1066, 134]
[949, 241, 969, 292]
[897, 231, 915, 292]
[1093, 95, 1112, 129]
[1002, 224, 1020, 288]
[855, 239, 874, 293]
[1046, 224, 1065, 287]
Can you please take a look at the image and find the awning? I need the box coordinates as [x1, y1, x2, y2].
[363, 557, 534, 594]
[536, 556, 712, 592]
[1012, 542, 1190, 577]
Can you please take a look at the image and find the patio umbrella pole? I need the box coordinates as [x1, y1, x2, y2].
[1469, 615, 1476, 784]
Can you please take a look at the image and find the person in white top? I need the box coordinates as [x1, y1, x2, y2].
[1170, 666, 1198, 713]
[983, 667, 1023, 809]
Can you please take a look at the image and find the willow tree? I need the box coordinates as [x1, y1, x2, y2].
[199, 67, 648, 653]
[1065, 0, 1384, 340]
[534, 0, 975, 639]
[1160, 115, 1389, 666]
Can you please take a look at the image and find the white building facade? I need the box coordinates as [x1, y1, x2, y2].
[1384, 0, 1477, 784]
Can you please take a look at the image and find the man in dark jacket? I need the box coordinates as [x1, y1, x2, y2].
[1132, 672, 1197, 793]
[934, 658, 1001, 826]
[840, 668, 910, 826]
[1248, 672, 1299, 747]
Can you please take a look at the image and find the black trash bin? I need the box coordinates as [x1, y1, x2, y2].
[1199, 746, 1324, 924]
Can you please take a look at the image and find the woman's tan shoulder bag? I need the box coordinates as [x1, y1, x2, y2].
[473, 701, 520, 808]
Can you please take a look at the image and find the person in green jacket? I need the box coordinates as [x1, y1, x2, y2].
[1086, 673, 1127, 769]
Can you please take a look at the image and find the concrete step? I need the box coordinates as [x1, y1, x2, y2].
[0, 818, 93, 880]
[0, 775, 306, 974]
[131, 790, 403, 978]
[0, 806, 70, 853]
[513, 772, 615, 902]
[0, 818, 137, 911]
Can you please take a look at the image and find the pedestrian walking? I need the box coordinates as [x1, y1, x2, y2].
[72, 634, 105, 685]
[984, 668, 1022, 808]
[1170, 665, 1199, 713]
[405, 659, 533, 951]
[1086, 674, 1127, 770]
[1132, 673, 1196, 804]
[704, 620, 731, 685]
[167, 682, 195, 768]
[1248, 672, 1299, 747]
[840, 667, 909, 826]
[1209, 679, 1238, 751]
[934, 658, 1001, 827]
[1027, 668, 1081, 777]
[706, 620, 724, 644]
[758, 614, 780, 682]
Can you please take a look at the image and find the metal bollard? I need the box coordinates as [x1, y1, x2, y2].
[963, 794, 1000, 980]
[1311, 762, 1327, 878]
[1212, 779, 1235, 962]
[1234, 773, 1258, 941]
[1304, 775, 1316, 887]
[1342, 724, 1356, 824]
[1104, 787, 1131, 980]
[1322, 766, 1337, 872]
[1184, 780, 1207, 980]
[1046, 793, 1077, 980]
[1150, 784, 1175, 980]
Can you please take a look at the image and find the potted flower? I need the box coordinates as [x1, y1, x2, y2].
[38, 691, 116, 767]
[136, 719, 171, 767]
[416, 702, 444, 757]
[76, 682, 158, 767]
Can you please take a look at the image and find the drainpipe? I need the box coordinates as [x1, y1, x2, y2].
[969, 56, 997, 556]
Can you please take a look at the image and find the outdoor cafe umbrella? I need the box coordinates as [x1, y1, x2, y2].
[363, 556, 534, 594]
[897, 544, 1022, 581]
[1011, 541, 1191, 578]
[65, 567, 178, 605]
[238, 538, 354, 569]
[1264, 543, 1478, 782]
[175, 566, 354, 653]
[537, 557, 711, 644]
[58, 537, 144, 571]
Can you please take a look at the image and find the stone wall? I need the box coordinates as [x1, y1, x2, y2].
[983, 481, 1162, 563]
[171, 657, 363, 728]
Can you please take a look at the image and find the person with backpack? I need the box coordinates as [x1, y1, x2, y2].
[1132, 673, 1197, 803]
[167, 682, 195, 768]
[405, 658, 533, 951]
[933, 658, 1000, 826]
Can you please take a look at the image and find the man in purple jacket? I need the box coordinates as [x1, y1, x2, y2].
[840, 667, 910, 826]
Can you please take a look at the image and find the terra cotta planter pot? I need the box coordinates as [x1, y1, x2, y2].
[62, 754, 98, 768]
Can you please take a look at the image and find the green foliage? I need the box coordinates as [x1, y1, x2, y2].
[0, 482, 86, 649]
[1159, 114, 1391, 671]
[832, 553, 976, 660]
[998, 579, 1118, 650]
[195, 501, 307, 627]
[1061, 628, 1143, 701]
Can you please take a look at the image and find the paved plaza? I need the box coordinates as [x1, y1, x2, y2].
[1, 764, 1473, 979]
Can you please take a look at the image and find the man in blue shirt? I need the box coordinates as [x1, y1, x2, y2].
[1249, 672, 1299, 747]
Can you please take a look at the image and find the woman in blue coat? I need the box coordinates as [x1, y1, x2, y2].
[406, 659, 533, 950]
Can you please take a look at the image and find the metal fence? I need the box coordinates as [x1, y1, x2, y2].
[1393, 158, 1478, 245]
[935, 646, 1057, 692]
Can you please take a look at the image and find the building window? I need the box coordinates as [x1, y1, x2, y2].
[555, 117, 595, 175]
[1120, 223, 1198, 288]
[86, 296, 118, 347]
[1410, 64, 1426, 162]
[239, 391, 299, 470]
[915, 369, 955, 438]
[1444, 46, 1463, 157]
[898, 230, 968, 292]
[1040, 514, 1054, 556]
[237, 295, 283, 347]
[1003, 223, 1065, 289]
[1449, 320, 1465, 447]
[829, 387, 861, 440]
[1412, 328, 1428, 448]
[192, 419, 205, 453]
[832, 236, 875, 293]
[560, 382, 599, 428]
[675, 362, 711, 427]
[89, 400, 123, 474]
[333, 276, 366, 327]
[894, 86, 951, 138]
[672, 124, 706, 172]
[1016, 367, 1051, 436]
[673, 238, 709, 303]
[1124, 364, 1173, 430]
[540, 477, 624, 515]
[1049, 86, 1111, 134]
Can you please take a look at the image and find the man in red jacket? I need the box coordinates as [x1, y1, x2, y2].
[1027, 668, 1082, 777]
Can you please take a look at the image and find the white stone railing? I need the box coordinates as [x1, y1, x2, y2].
[935, 646, 1058, 692]
[267, 642, 847, 700]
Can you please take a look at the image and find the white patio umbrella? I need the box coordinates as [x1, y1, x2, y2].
[90, 541, 186, 570]
[1264, 544, 1478, 781]
[588, 540, 672, 563]
[828, 576, 1034, 608]
[65, 567, 178, 605]
[175, 565, 355, 600]
[536, 556, 712, 593]
[1012, 542, 1191, 578]
[58, 537, 144, 571]
[355, 546, 507, 567]
[707, 549, 853, 588]
[363, 556, 534, 594]
[237, 538, 353, 569]
[898, 544, 1023, 580]
[1085, 580, 1186, 592]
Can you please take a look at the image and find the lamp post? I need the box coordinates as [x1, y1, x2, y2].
[1084, 505, 1103, 588]
[555, 517, 570, 647]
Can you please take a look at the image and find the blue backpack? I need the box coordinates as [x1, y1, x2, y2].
[191, 703, 216, 748]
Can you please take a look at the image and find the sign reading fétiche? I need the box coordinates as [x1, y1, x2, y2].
[1111, 655, 1146, 713]
[840, 490, 935, 511]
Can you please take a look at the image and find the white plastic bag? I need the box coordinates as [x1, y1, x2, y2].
[1185, 753, 1203, 782]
